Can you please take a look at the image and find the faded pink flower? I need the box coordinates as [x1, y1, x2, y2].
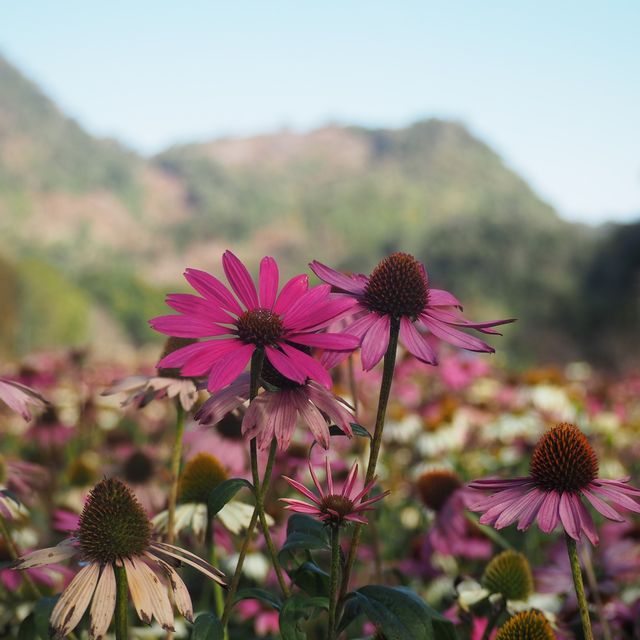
[281, 458, 389, 526]
[310, 252, 514, 370]
[0, 377, 47, 421]
[150, 251, 358, 392]
[469, 423, 640, 545]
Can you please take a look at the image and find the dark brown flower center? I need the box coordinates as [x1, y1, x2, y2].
[77, 478, 151, 563]
[320, 494, 355, 525]
[216, 411, 244, 440]
[495, 610, 555, 640]
[363, 253, 428, 319]
[236, 308, 284, 346]
[530, 423, 598, 493]
[416, 469, 462, 511]
[122, 450, 155, 485]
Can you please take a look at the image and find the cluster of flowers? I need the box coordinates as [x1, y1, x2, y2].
[0, 250, 638, 639]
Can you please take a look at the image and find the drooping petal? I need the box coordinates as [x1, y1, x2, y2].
[135, 560, 174, 631]
[222, 250, 259, 309]
[206, 344, 254, 392]
[149, 542, 226, 584]
[581, 488, 625, 522]
[572, 496, 599, 545]
[559, 492, 581, 540]
[537, 491, 561, 533]
[421, 314, 494, 352]
[123, 557, 153, 625]
[309, 261, 367, 295]
[152, 556, 194, 623]
[14, 542, 77, 569]
[294, 392, 331, 448]
[516, 488, 547, 531]
[269, 391, 299, 451]
[90, 563, 116, 640]
[428, 289, 463, 308]
[51, 562, 100, 637]
[195, 373, 250, 425]
[184, 268, 243, 315]
[588, 484, 640, 514]
[361, 313, 391, 370]
[399, 317, 437, 365]
[259, 256, 279, 309]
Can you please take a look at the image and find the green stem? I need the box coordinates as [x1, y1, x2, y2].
[481, 600, 505, 640]
[339, 318, 400, 599]
[0, 513, 41, 600]
[565, 534, 593, 640]
[580, 543, 613, 640]
[327, 525, 341, 640]
[114, 563, 128, 640]
[167, 402, 186, 545]
[347, 354, 359, 416]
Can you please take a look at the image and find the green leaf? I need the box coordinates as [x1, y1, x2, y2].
[235, 587, 282, 611]
[329, 422, 372, 438]
[279, 593, 330, 640]
[17, 614, 36, 640]
[207, 478, 254, 515]
[341, 586, 457, 640]
[291, 561, 331, 597]
[192, 612, 224, 639]
[33, 597, 58, 639]
[280, 514, 330, 555]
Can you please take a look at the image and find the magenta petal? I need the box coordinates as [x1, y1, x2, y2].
[281, 285, 332, 329]
[537, 491, 560, 533]
[165, 293, 235, 324]
[195, 373, 250, 424]
[264, 347, 307, 385]
[280, 343, 332, 388]
[581, 488, 625, 522]
[286, 332, 360, 351]
[399, 317, 437, 365]
[269, 391, 298, 451]
[206, 344, 253, 392]
[293, 393, 330, 448]
[259, 256, 279, 309]
[421, 314, 494, 352]
[589, 485, 640, 513]
[572, 496, 599, 545]
[222, 250, 259, 309]
[309, 261, 367, 295]
[184, 268, 242, 315]
[149, 315, 229, 338]
[291, 295, 359, 331]
[274, 274, 309, 315]
[180, 340, 242, 376]
[428, 288, 463, 308]
[158, 341, 218, 368]
[516, 488, 547, 530]
[361, 314, 391, 370]
[283, 476, 321, 505]
[559, 493, 581, 540]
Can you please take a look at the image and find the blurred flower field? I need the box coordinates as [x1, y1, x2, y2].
[1, 253, 639, 639]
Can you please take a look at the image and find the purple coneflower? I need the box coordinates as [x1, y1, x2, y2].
[0, 456, 47, 519]
[310, 252, 514, 370]
[0, 376, 47, 421]
[13, 478, 224, 638]
[150, 251, 358, 392]
[195, 354, 355, 450]
[469, 422, 640, 545]
[281, 458, 389, 526]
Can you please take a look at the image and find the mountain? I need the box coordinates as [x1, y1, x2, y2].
[0, 54, 636, 366]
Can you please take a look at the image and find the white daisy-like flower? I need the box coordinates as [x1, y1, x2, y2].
[13, 478, 225, 639]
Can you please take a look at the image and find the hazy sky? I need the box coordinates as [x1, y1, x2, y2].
[2, 1, 639, 224]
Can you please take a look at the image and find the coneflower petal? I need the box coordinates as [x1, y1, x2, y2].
[537, 491, 561, 533]
[149, 543, 226, 584]
[135, 559, 174, 631]
[89, 563, 116, 640]
[124, 557, 153, 625]
[152, 555, 194, 623]
[582, 489, 625, 522]
[51, 562, 100, 638]
[14, 542, 76, 569]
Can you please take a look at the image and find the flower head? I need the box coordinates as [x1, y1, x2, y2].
[0, 376, 47, 421]
[482, 551, 534, 601]
[195, 361, 355, 450]
[310, 252, 514, 370]
[281, 458, 389, 526]
[469, 423, 640, 545]
[495, 610, 555, 640]
[150, 251, 359, 392]
[14, 478, 224, 638]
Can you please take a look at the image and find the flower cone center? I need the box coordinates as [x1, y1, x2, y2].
[530, 423, 598, 493]
[363, 252, 428, 318]
[179, 453, 228, 504]
[416, 469, 461, 511]
[320, 494, 355, 524]
[77, 478, 151, 563]
[482, 550, 533, 601]
[122, 450, 155, 485]
[236, 308, 284, 346]
[495, 610, 555, 639]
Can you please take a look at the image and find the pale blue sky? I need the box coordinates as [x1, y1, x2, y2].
[2, 1, 639, 223]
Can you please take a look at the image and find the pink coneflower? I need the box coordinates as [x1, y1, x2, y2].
[281, 458, 389, 526]
[195, 354, 355, 450]
[0, 376, 47, 421]
[13, 478, 225, 637]
[26, 406, 74, 449]
[416, 469, 492, 559]
[0, 456, 48, 518]
[310, 253, 514, 370]
[469, 423, 640, 545]
[150, 251, 359, 392]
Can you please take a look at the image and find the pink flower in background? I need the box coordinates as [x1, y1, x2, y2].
[469, 423, 640, 545]
[0, 377, 47, 421]
[195, 360, 355, 450]
[310, 252, 514, 370]
[282, 458, 389, 526]
[150, 251, 359, 393]
[26, 406, 74, 449]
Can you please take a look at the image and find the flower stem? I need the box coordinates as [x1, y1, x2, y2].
[327, 525, 341, 640]
[481, 600, 505, 640]
[114, 563, 128, 640]
[167, 402, 186, 545]
[206, 513, 228, 640]
[580, 543, 613, 640]
[340, 317, 400, 599]
[0, 513, 41, 600]
[565, 534, 593, 640]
